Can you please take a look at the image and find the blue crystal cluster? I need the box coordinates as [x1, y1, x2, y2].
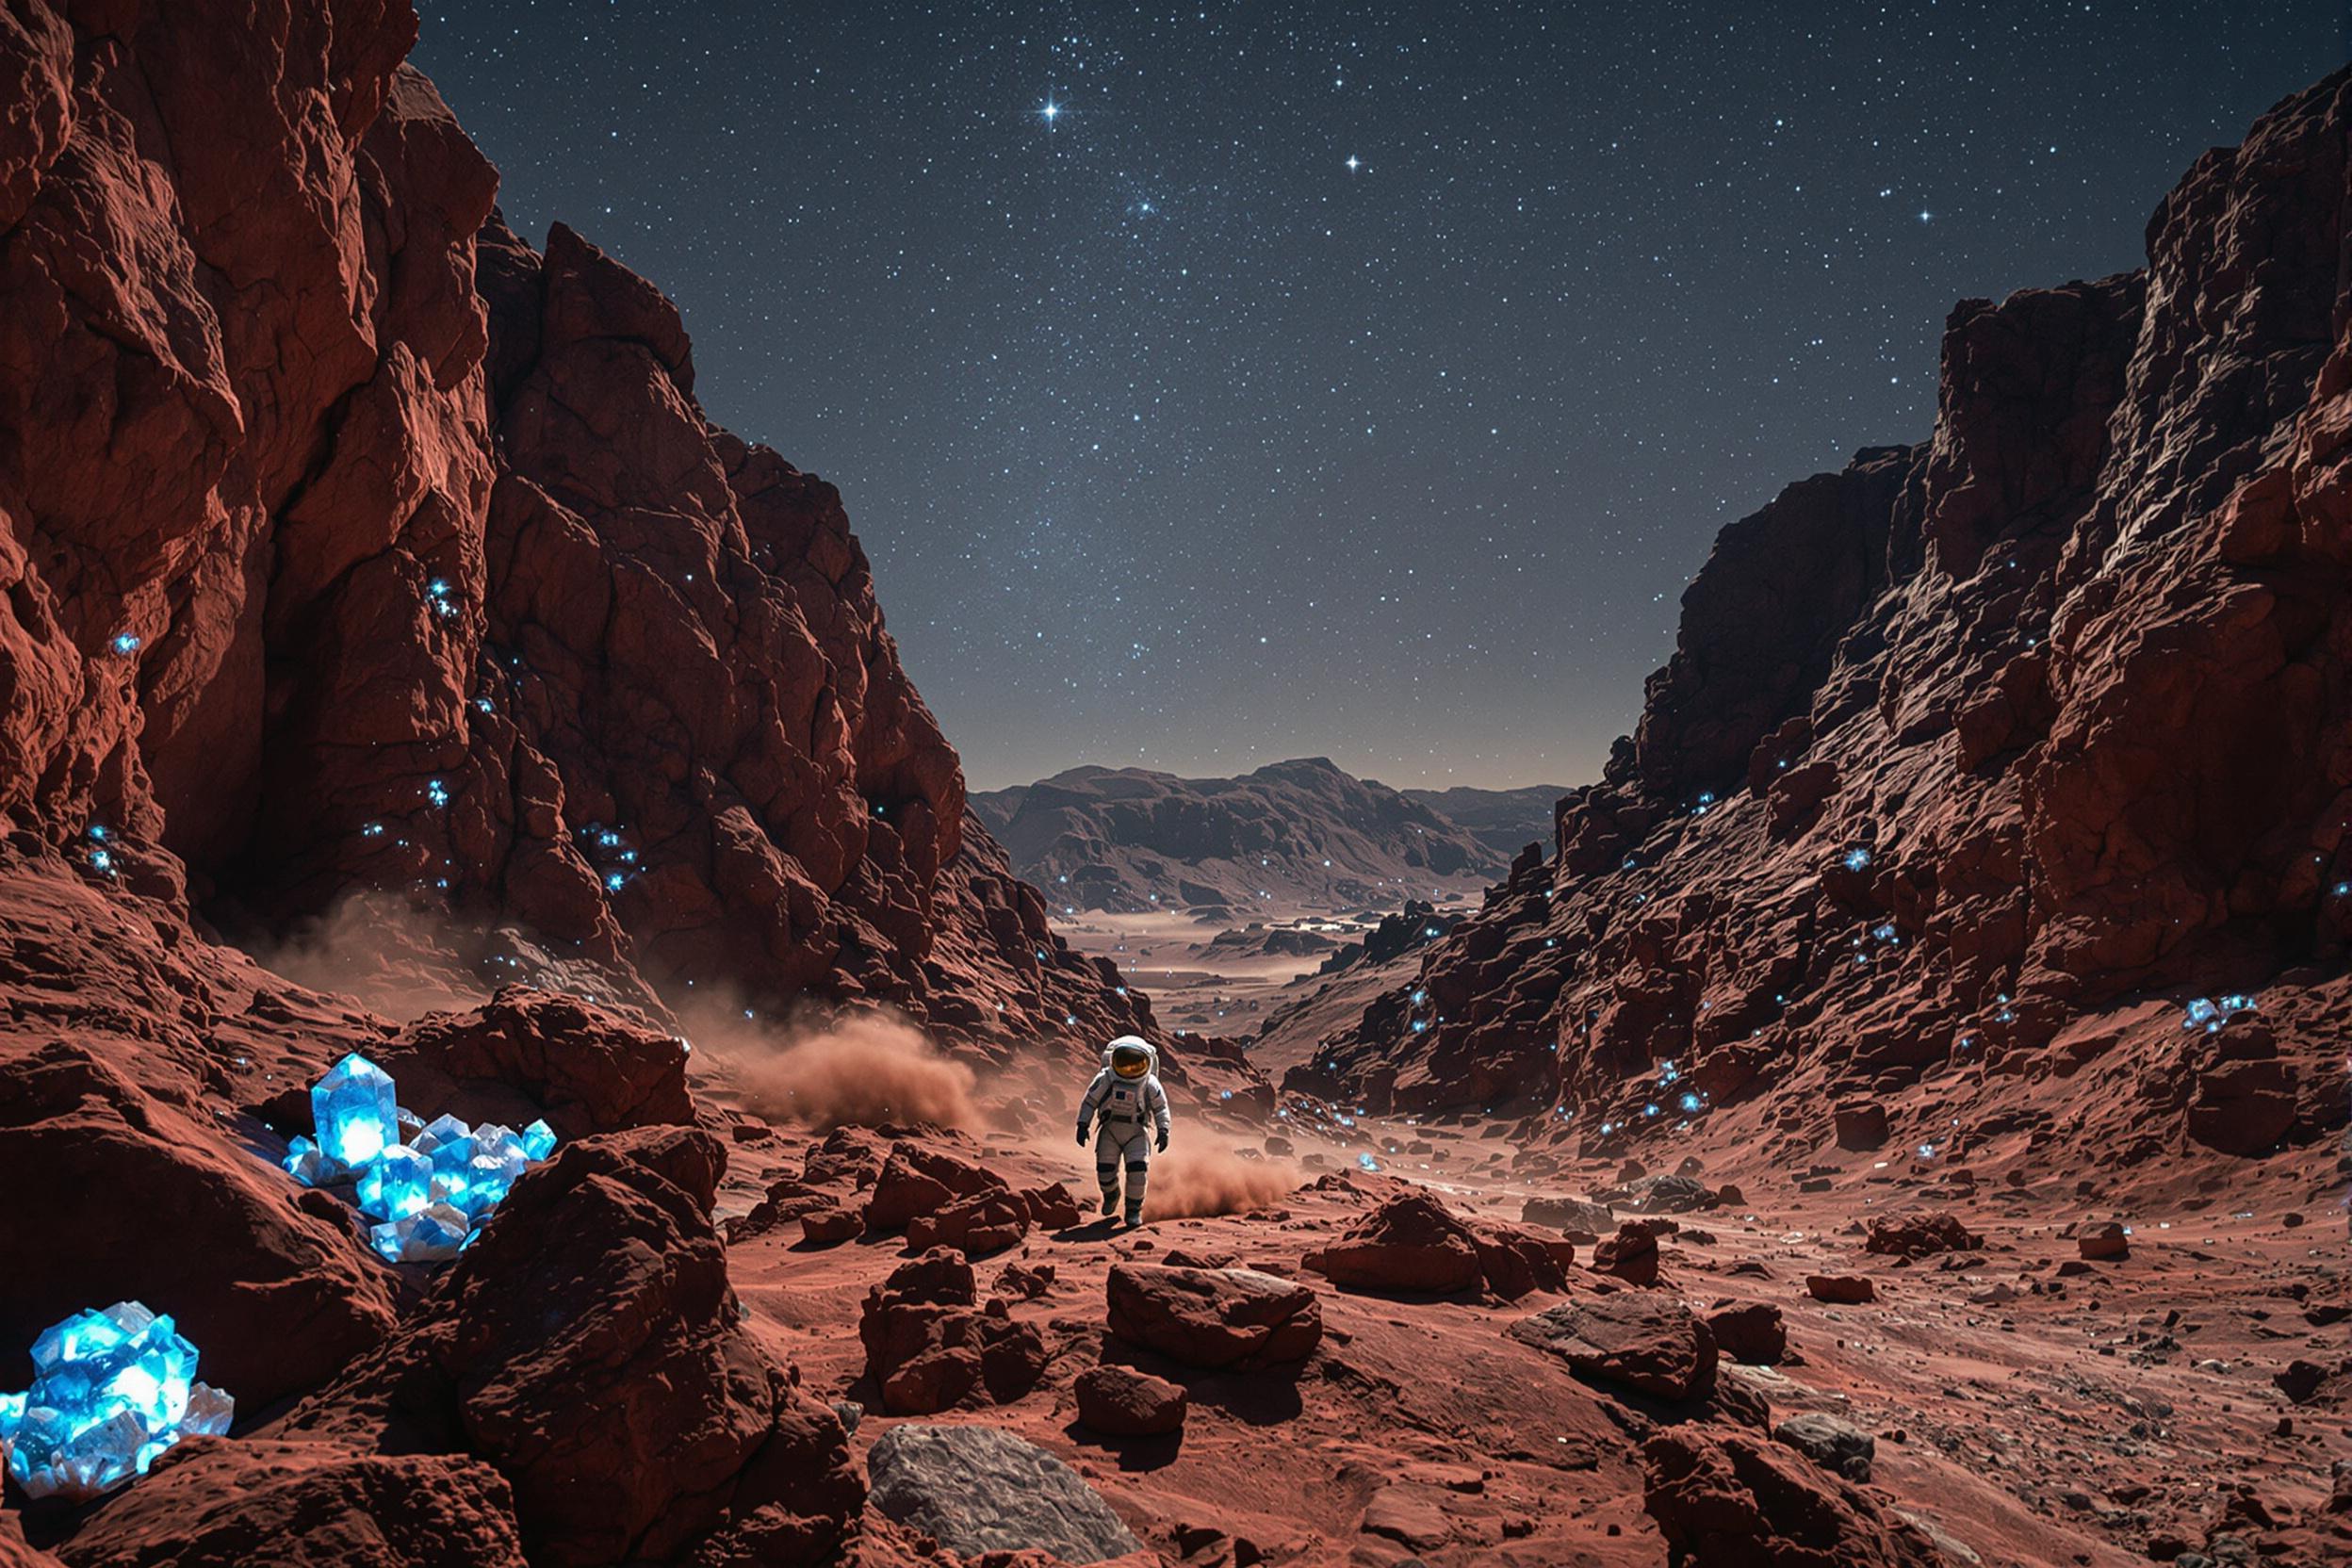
[279, 1053, 557, 1264]
[2180, 993, 2257, 1035]
[0, 1302, 233, 1501]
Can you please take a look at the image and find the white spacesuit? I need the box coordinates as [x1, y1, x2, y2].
[1075, 1036, 1171, 1227]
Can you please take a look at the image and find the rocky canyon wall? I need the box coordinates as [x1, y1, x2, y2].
[1300, 69, 2352, 1168]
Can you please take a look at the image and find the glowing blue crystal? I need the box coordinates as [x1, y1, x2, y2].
[355, 1145, 433, 1222]
[415, 1113, 472, 1156]
[1356, 1153, 1381, 1171]
[1, 1302, 232, 1501]
[311, 1054, 397, 1168]
[1841, 846, 1873, 873]
[280, 1134, 332, 1187]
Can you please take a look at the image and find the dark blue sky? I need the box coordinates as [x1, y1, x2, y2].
[415, 2, 2347, 790]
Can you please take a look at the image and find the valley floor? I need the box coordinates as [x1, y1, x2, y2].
[699, 1052, 2345, 1568]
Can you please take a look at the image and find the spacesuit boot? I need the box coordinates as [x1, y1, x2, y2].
[1075, 1036, 1172, 1231]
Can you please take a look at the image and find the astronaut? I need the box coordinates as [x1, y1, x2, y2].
[1074, 1035, 1171, 1227]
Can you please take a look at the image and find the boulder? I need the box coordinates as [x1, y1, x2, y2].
[1629, 1174, 1714, 1215]
[1642, 1429, 1944, 1567]
[1773, 1413, 1876, 1481]
[858, 1248, 1047, 1415]
[1105, 1264, 1322, 1370]
[865, 1424, 1144, 1565]
[905, 1188, 1032, 1257]
[1073, 1364, 1188, 1436]
[280, 1127, 860, 1568]
[800, 1206, 864, 1245]
[0, 1042, 396, 1413]
[1522, 1194, 1617, 1242]
[1303, 1192, 1483, 1294]
[1706, 1301, 1788, 1365]
[50, 1438, 529, 1568]
[370, 988, 693, 1139]
[1863, 1212, 1983, 1260]
[2077, 1221, 2130, 1261]
[1019, 1182, 1087, 1231]
[1510, 1294, 1720, 1401]
[864, 1144, 1007, 1233]
[1807, 1274, 1877, 1304]
[1593, 1221, 1663, 1285]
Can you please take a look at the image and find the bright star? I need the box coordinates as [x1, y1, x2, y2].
[1038, 98, 1062, 126]
[1346, 155, 1361, 172]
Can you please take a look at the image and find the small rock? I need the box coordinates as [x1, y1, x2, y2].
[1773, 1413, 1875, 1481]
[1073, 1364, 1187, 1436]
[2078, 1221, 2130, 1261]
[1806, 1274, 1876, 1304]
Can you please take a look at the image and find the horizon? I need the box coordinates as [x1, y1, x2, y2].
[963, 751, 1575, 796]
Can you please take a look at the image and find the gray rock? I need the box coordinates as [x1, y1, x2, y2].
[1628, 1174, 1713, 1215]
[1773, 1412, 1875, 1481]
[1519, 1194, 1616, 1241]
[866, 1423, 1143, 1564]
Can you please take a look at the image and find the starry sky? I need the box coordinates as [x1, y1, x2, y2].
[414, 2, 2346, 792]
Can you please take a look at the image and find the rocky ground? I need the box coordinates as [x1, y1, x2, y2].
[8, 1003, 2340, 1568]
[704, 1076, 2347, 1568]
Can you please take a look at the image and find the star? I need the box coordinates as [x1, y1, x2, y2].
[1345, 154, 1361, 172]
[1038, 97, 1062, 127]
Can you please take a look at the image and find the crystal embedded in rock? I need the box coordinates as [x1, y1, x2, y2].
[0, 1302, 235, 1501]
[311, 1053, 398, 1168]
[521, 1119, 558, 1161]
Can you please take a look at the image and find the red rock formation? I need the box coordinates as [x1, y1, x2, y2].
[278, 1126, 863, 1567]
[1642, 1429, 1945, 1568]
[0, 0, 1158, 1069]
[52, 1439, 530, 1568]
[1296, 70, 2352, 1178]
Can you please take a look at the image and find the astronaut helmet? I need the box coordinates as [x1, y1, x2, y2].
[1104, 1036, 1157, 1079]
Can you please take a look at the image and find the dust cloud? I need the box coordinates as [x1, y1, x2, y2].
[1143, 1144, 1302, 1220]
[694, 1006, 984, 1132]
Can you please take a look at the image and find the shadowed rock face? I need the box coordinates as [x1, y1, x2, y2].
[1299, 70, 2352, 1156]
[0, 0, 1153, 1054]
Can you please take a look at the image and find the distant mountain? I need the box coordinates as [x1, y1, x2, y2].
[1401, 784, 1566, 859]
[969, 759, 1525, 915]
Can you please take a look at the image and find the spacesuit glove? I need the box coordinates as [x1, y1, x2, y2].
[1155, 1129, 1169, 1153]
[1075, 1126, 1088, 1147]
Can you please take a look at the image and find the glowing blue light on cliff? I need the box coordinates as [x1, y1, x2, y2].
[1356, 1153, 1380, 1171]
[311, 1054, 397, 1168]
[109, 633, 141, 656]
[0, 1303, 232, 1500]
[604, 872, 627, 892]
[1841, 846, 1872, 873]
[1679, 1092, 1702, 1113]
[426, 779, 450, 808]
